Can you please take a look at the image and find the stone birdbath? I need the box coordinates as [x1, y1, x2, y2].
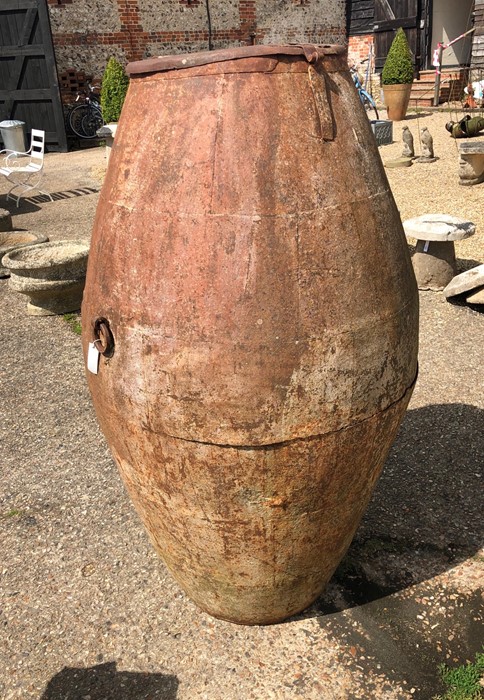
[0, 231, 49, 278]
[2, 240, 90, 315]
[402, 214, 476, 291]
[0, 207, 49, 278]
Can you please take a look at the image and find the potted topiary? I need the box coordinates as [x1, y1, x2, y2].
[381, 28, 414, 121]
[98, 57, 129, 159]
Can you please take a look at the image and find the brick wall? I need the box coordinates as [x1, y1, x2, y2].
[347, 34, 373, 66]
[47, 0, 346, 85]
[347, 34, 380, 102]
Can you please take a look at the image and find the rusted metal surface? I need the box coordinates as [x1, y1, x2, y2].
[82, 45, 419, 624]
[93, 317, 115, 357]
[125, 43, 344, 76]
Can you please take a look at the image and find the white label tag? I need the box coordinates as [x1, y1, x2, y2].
[423, 240, 430, 253]
[87, 342, 100, 374]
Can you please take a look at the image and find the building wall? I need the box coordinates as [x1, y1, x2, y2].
[347, 33, 373, 65]
[47, 0, 346, 85]
[431, 0, 473, 68]
[347, 34, 380, 101]
[472, 0, 484, 71]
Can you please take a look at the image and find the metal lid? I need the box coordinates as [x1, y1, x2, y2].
[0, 120, 25, 128]
[126, 44, 345, 76]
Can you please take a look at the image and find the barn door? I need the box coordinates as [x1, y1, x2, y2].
[0, 0, 67, 151]
[374, 0, 423, 73]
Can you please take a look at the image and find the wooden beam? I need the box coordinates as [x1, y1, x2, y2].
[0, 45, 46, 57]
[374, 17, 418, 32]
[0, 89, 53, 100]
[0, 0, 37, 10]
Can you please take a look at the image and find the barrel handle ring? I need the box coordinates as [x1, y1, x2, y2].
[92, 317, 115, 358]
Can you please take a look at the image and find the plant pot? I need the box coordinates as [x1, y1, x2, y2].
[382, 83, 413, 121]
[2, 240, 89, 315]
[0, 232, 49, 278]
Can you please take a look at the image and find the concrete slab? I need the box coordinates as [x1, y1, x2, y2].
[443, 264, 484, 298]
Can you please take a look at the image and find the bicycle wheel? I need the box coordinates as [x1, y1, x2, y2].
[69, 104, 104, 139]
[360, 90, 379, 121]
[68, 104, 90, 138]
[81, 107, 104, 139]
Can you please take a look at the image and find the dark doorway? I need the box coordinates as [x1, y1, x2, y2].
[0, 0, 67, 151]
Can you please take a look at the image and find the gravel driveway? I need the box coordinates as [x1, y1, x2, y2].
[0, 112, 483, 700]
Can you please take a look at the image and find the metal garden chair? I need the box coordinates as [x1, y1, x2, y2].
[0, 129, 53, 207]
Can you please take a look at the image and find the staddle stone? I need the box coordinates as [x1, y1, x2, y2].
[443, 264, 484, 298]
[404, 215, 477, 291]
[403, 214, 476, 242]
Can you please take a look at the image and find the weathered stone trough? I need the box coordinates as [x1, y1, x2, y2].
[2, 240, 89, 315]
[0, 231, 49, 278]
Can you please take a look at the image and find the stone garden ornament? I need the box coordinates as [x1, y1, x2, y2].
[402, 126, 414, 158]
[416, 127, 438, 163]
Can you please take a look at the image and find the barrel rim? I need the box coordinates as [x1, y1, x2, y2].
[126, 43, 346, 77]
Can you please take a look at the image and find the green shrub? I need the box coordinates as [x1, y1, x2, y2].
[381, 28, 414, 85]
[101, 57, 129, 123]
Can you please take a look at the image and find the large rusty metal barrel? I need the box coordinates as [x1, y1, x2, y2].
[81, 44, 418, 625]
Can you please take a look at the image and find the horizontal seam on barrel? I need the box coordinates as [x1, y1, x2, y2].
[120, 296, 416, 342]
[106, 188, 393, 218]
[150, 369, 418, 451]
[131, 67, 344, 81]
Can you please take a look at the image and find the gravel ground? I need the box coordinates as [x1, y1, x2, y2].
[0, 112, 483, 700]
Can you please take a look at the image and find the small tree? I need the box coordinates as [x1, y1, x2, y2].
[101, 57, 129, 123]
[381, 28, 414, 85]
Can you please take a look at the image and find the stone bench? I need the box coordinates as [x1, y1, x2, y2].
[403, 214, 476, 290]
[458, 141, 484, 186]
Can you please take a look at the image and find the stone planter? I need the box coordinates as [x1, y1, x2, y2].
[0, 232, 49, 278]
[382, 83, 413, 121]
[2, 240, 89, 315]
[458, 141, 484, 186]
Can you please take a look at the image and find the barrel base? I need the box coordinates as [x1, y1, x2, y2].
[104, 379, 416, 626]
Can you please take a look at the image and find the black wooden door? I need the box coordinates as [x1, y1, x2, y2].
[0, 0, 67, 151]
[373, 0, 424, 73]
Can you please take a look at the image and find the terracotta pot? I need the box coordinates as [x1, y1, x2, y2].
[82, 44, 419, 625]
[382, 83, 413, 121]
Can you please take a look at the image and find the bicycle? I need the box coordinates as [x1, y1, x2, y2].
[351, 62, 379, 121]
[67, 84, 104, 139]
